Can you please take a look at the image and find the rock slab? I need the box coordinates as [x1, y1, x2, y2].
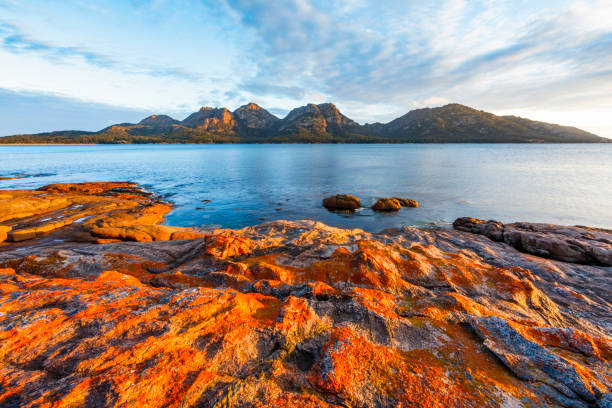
[453, 217, 612, 266]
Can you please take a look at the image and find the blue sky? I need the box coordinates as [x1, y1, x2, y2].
[1, 0, 611, 136]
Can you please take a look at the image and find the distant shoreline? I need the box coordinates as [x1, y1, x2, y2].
[1, 143, 611, 147]
[1, 141, 611, 146]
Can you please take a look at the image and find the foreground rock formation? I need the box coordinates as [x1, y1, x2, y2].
[0, 182, 205, 244]
[454, 217, 612, 266]
[0, 183, 610, 407]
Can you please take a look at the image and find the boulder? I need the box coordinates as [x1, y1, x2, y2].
[392, 197, 419, 208]
[322, 194, 361, 210]
[453, 217, 504, 241]
[372, 198, 402, 212]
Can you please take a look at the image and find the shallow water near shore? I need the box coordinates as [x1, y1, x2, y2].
[1, 144, 611, 231]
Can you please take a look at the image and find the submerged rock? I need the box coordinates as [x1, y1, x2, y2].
[0, 183, 610, 407]
[372, 198, 402, 211]
[0, 174, 26, 180]
[322, 194, 361, 210]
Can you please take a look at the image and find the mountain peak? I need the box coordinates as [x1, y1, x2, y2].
[317, 102, 338, 110]
[138, 114, 179, 128]
[279, 102, 358, 135]
[182, 106, 235, 130]
[244, 102, 262, 110]
[234, 103, 279, 131]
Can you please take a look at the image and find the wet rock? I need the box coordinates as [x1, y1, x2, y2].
[453, 217, 612, 265]
[392, 197, 419, 207]
[372, 198, 401, 211]
[322, 194, 361, 211]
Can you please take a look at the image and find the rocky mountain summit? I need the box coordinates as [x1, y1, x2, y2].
[2, 103, 608, 143]
[137, 114, 180, 129]
[277, 103, 360, 137]
[234, 102, 281, 131]
[0, 182, 610, 407]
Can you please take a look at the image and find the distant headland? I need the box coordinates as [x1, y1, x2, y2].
[1, 102, 608, 144]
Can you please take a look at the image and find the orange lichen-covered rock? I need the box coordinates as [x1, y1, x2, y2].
[37, 182, 140, 195]
[0, 182, 204, 244]
[0, 184, 610, 407]
[204, 233, 254, 258]
[95, 270, 143, 286]
[0, 225, 11, 243]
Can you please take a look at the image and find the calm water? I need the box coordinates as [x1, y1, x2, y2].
[1, 144, 611, 231]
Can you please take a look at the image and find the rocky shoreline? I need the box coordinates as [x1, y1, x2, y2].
[0, 183, 610, 407]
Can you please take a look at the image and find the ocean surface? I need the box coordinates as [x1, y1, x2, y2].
[1, 144, 611, 231]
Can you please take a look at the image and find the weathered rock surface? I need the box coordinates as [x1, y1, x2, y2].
[454, 217, 612, 266]
[372, 198, 402, 211]
[322, 194, 361, 211]
[0, 184, 610, 407]
[0, 182, 205, 244]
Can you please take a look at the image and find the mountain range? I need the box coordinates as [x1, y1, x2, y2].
[1, 102, 608, 143]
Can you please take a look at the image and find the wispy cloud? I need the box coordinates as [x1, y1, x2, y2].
[219, 0, 612, 118]
[0, 21, 198, 81]
[240, 81, 306, 99]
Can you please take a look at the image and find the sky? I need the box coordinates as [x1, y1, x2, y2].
[0, 0, 611, 137]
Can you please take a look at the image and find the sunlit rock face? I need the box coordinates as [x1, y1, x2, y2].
[0, 183, 610, 407]
[181, 107, 237, 133]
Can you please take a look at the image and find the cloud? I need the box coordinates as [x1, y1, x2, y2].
[0, 21, 198, 81]
[217, 0, 612, 124]
[1, 0, 611, 134]
[423, 97, 450, 107]
[240, 81, 306, 99]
